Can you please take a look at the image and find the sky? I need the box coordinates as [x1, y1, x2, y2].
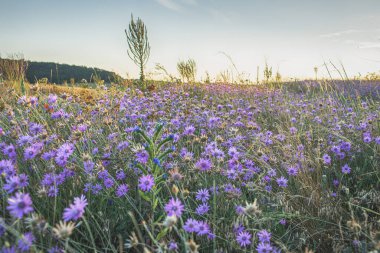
[1, 0, 380, 81]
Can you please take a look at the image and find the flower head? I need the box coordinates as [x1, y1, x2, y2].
[63, 195, 88, 221]
[236, 231, 252, 247]
[276, 176, 288, 188]
[138, 174, 155, 192]
[7, 192, 34, 219]
[195, 188, 210, 202]
[257, 229, 271, 243]
[256, 242, 273, 253]
[18, 232, 35, 252]
[322, 154, 331, 165]
[183, 218, 198, 233]
[341, 164, 351, 174]
[116, 184, 129, 197]
[195, 158, 212, 172]
[164, 198, 184, 217]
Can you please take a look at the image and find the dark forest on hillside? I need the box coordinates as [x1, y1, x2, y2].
[26, 61, 123, 84]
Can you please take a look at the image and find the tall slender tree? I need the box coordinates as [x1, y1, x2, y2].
[125, 15, 150, 83]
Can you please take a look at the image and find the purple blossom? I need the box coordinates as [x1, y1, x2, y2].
[164, 198, 184, 217]
[135, 150, 149, 164]
[3, 174, 28, 193]
[195, 158, 212, 171]
[116, 184, 129, 197]
[183, 125, 195, 135]
[341, 164, 351, 174]
[103, 177, 115, 188]
[257, 229, 271, 243]
[195, 188, 210, 202]
[168, 241, 178, 251]
[7, 192, 34, 219]
[276, 176, 288, 188]
[18, 232, 35, 252]
[116, 170, 126, 180]
[287, 166, 298, 176]
[322, 154, 331, 165]
[183, 218, 198, 233]
[196, 203, 210, 215]
[196, 220, 211, 236]
[236, 231, 252, 247]
[235, 205, 245, 215]
[63, 195, 88, 221]
[83, 160, 95, 174]
[138, 174, 155, 192]
[256, 242, 273, 253]
[24, 146, 38, 160]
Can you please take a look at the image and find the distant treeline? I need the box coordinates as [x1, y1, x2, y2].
[0, 57, 123, 84]
[25, 61, 123, 84]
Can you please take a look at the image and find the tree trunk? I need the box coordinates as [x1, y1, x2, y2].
[139, 61, 144, 83]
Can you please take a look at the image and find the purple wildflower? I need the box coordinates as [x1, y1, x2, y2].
[63, 195, 88, 221]
[135, 150, 149, 164]
[7, 192, 34, 219]
[236, 231, 252, 247]
[138, 174, 155, 192]
[103, 177, 115, 188]
[235, 205, 245, 215]
[276, 176, 288, 188]
[196, 203, 210, 215]
[116, 170, 126, 180]
[341, 164, 351, 174]
[287, 166, 298, 176]
[168, 241, 178, 251]
[195, 188, 210, 202]
[257, 229, 271, 243]
[183, 218, 198, 233]
[116, 184, 129, 197]
[322, 154, 331, 165]
[196, 221, 210, 236]
[18, 232, 35, 252]
[164, 198, 184, 217]
[195, 158, 212, 171]
[256, 242, 273, 253]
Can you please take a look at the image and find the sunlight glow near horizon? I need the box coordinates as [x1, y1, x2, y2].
[1, 0, 380, 81]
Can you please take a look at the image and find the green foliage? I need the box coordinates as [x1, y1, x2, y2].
[177, 58, 197, 83]
[0, 54, 28, 82]
[264, 61, 273, 83]
[125, 14, 150, 83]
[38, 77, 48, 84]
[154, 63, 178, 82]
[26, 61, 122, 84]
[20, 79, 25, 95]
[364, 71, 380, 81]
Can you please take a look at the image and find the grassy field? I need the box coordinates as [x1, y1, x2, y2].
[0, 80, 379, 252]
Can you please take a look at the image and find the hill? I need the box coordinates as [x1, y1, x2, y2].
[25, 61, 123, 84]
[0, 57, 123, 84]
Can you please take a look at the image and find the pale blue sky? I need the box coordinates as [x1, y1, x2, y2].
[1, 0, 380, 80]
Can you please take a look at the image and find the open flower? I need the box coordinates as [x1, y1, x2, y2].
[63, 195, 88, 221]
[236, 231, 252, 247]
[164, 198, 184, 217]
[138, 174, 155, 192]
[7, 192, 34, 219]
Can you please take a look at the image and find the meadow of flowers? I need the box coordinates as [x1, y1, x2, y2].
[0, 81, 379, 252]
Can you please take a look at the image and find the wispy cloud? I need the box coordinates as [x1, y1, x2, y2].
[345, 39, 380, 49]
[154, 0, 197, 11]
[208, 8, 237, 24]
[358, 41, 380, 49]
[180, 0, 197, 5]
[154, 0, 181, 11]
[320, 29, 359, 38]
